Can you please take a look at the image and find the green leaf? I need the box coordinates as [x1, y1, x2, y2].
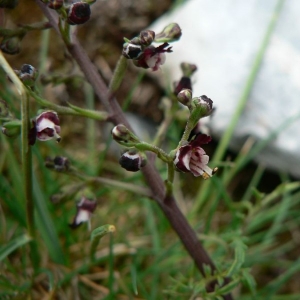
[0, 234, 31, 262]
[226, 239, 247, 277]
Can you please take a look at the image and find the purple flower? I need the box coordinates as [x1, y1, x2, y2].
[69, 197, 97, 229]
[35, 111, 61, 142]
[134, 42, 172, 71]
[174, 134, 216, 179]
[119, 149, 147, 172]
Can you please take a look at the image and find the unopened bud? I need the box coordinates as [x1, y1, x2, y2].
[119, 149, 147, 172]
[0, 36, 21, 55]
[177, 89, 192, 107]
[174, 77, 192, 95]
[53, 156, 70, 171]
[139, 30, 155, 46]
[122, 42, 143, 59]
[112, 124, 140, 146]
[180, 62, 197, 77]
[67, 2, 91, 25]
[154, 23, 182, 43]
[192, 95, 213, 117]
[18, 64, 38, 87]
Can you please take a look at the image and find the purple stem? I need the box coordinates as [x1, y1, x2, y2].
[35, 2, 232, 299]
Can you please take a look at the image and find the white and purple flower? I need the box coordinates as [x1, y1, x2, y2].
[69, 197, 97, 229]
[35, 111, 61, 142]
[133, 42, 172, 71]
[174, 134, 216, 179]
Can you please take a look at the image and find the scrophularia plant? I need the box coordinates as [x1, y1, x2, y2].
[0, 1, 234, 297]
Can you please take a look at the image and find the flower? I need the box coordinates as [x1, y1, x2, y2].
[67, 2, 91, 25]
[119, 149, 147, 172]
[174, 134, 216, 179]
[30, 111, 61, 145]
[133, 42, 172, 71]
[69, 197, 97, 229]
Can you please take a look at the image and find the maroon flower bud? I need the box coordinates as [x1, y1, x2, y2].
[69, 197, 97, 229]
[177, 89, 192, 107]
[174, 134, 216, 179]
[139, 30, 155, 46]
[18, 64, 38, 87]
[35, 111, 61, 143]
[174, 77, 192, 95]
[53, 156, 70, 171]
[119, 149, 147, 172]
[111, 124, 140, 146]
[48, 0, 63, 9]
[122, 42, 143, 59]
[67, 2, 91, 25]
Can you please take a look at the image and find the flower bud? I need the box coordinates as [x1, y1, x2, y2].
[122, 42, 143, 59]
[174, 77, 192, 95]
[154, 23, 182, 43]
[139, 30, 155, 46]
[119, 149, 147, 172]
[177, 89, 192, 107]
[180, 62, 197, 77]
[1, 119, 21, 138]
[192, 95, 213, 117]
[48, 0, 63, 9]
[0, 0, 18, 9]
[0, 36, 21, 55]
[67, 2, 91, 25]
[19, 64, 38, 87]
[111, 124, 140, 146]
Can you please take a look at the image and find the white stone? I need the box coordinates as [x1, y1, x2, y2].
[150, 0, 300, 177]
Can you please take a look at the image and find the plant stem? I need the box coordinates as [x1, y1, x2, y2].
[108, 55, 128, 94]
[0, 51, 39, 269]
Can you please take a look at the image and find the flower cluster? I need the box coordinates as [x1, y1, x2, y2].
[122, 24, 181, 71]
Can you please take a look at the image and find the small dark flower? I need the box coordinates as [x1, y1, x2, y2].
[122, 42, 143, 59]
[18, 64, 38, 87]
[119, 149, 147, 172]
[35, 111, 61, 143]
[134, 42, 172, 71]
[67, 2, 91, 25]
[174, 134, 215, 179]
[53, 156, 70, 171]
[174, 77, 192, 95]
[69, 197, 97, 229]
